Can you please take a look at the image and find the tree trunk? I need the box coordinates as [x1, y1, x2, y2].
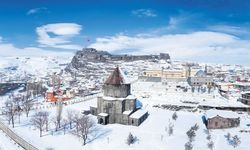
[18, 114, 20, 124]
[40, 129, 42, 137]
[11, 116, 14, 128]
[83, 138, 86, 145]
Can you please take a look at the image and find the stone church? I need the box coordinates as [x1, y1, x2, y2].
[90, 67, 148, 126]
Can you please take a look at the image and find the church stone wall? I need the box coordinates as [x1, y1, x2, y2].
[103, 84, 131, 98]
[125, 99, 136, 111]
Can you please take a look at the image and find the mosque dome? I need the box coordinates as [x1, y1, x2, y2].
[195, 70, 206, 77]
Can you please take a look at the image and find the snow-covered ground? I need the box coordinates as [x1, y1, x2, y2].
[132, 81, 248, 108]
[0, 56, 72, 82]
[0, 130, 24, 150]
[0, 81, 249, 150]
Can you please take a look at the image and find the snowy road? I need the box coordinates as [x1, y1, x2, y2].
[0, 130, 24, 150]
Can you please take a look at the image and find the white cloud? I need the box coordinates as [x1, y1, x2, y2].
[36, 23, 82, 50]
[0, 36, 72, 57]
[131, 9, 157, 17]
[0, 43, 72, 57]
[89, 31, 250, 65]
[27, 7, 48, 15]
[208, 25, 249, 35]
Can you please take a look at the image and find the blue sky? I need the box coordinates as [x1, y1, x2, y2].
[0, 0, 250, 65]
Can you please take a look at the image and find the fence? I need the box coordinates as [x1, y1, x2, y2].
[0, 121, 38, 150]
[33, 93, 100, 110]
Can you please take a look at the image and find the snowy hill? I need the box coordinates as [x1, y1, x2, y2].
[0, 55, 73, 82]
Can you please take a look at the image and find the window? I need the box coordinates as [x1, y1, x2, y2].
[215, 122, 218, 126]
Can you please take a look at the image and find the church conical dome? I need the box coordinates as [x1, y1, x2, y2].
[105, 67, 128, 85]
[103, 67, 130, 98]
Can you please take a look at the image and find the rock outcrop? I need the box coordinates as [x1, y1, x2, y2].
[65, 48, 170, 73]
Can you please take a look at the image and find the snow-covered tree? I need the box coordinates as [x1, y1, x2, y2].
[73, 112, 81, 132]
[3, 98, 17, 128]
[225, 132, 231, 141]
[186, 129, 196, 142]
[172, 112, 178, 121]
[61, 119, 68, 135]
[232, 135, 241, 148]
[168, 122, 174, 136]
[31, 111, 49, 137]
[185, 141, 193, 150]
[126, 132, 137, 146]
[191, 123, 199, 131]
[51, 116, 59, 132]
[73, 115, 96, 145]
[206, 134, 211, 141]
[66, 109, 78, 129]
[207, 141, 214, 150]
[21, 94, 34, 117]
[13, 94, 22, 124]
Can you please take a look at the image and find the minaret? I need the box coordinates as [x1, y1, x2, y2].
[205, 64, 208, 75]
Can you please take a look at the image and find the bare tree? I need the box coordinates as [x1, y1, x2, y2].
[51, 116, 59, 132]
[13, 94, 23, 124]
[3, 99, 17, 128]
[31, 111, 49, 137]
[22, 94, 34, 117]
[66, 109, 78, 129]
[73, 112, 81, 132]
[73, 115, 96, 145]
[61, 119, 68, 135]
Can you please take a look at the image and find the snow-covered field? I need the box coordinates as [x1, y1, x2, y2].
[0, 81, 249, 150]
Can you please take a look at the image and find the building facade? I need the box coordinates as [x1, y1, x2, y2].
[187, 70, 213, 86]
[239, 92, 250, 105]
[206, 115, 240, 129]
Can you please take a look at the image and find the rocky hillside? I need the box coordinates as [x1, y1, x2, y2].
[65, 48, 170, 73]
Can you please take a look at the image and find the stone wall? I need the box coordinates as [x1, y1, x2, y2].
[103, 84, 131, 98]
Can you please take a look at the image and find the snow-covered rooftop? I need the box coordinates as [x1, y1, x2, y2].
[102, 95, 135, 101]
[123, 110, 133, 115]
[98, 113, 108, 117]
[130, 109, 148, 119]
